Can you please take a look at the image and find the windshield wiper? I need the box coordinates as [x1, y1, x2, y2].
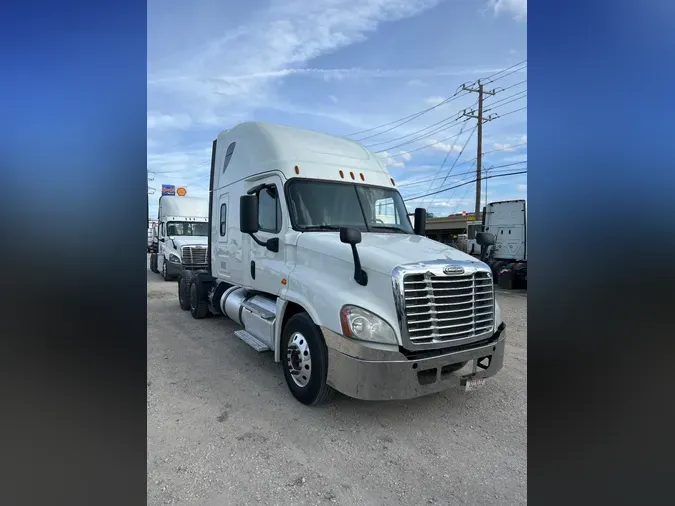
[302, 225, 342, 231]
[369, 225, 411, 234]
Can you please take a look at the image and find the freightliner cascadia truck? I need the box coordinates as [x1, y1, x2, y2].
[150, 196, 209, 281]
[177, 122, 506, 405]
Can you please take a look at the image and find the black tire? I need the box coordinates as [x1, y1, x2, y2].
[281, 313, 335, 406]
[491, 260, 507, 280]
[150, 253, 159, 274]
[178, 273, 191, 310]
[189, 279, 209, 319]
[161, 260, 172, 281]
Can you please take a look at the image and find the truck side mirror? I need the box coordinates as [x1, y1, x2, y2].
[476, 232, 495, 247]
[240, 195, 259, 234]
[339, 227, 361, 245]
[414, 208, 426, 236]
[339, 227, 367, 286]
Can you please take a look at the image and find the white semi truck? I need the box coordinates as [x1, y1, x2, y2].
[481, 199, 527, 289]
[178, 122, 506, 405]
[149, 196, 209, 281]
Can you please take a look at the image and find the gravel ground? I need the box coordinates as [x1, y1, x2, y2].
[147, 258, 527, 505]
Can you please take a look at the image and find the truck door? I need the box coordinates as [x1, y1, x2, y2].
[244, 174, 288, 294]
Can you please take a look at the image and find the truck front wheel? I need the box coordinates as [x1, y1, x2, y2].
[281, 313, 335, 406]
[178, 273, 191, 310]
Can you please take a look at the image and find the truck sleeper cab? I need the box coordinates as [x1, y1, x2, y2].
[180, 122, 506, 405]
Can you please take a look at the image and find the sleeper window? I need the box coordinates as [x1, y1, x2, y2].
[220, 203, 227, 236]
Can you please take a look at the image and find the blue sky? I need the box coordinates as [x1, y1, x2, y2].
[147, 0, 527, 218]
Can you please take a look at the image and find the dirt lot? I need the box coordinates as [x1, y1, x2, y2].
[147, 259, 527, 505]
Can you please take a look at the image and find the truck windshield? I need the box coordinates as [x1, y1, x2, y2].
[166, 222, 209, 236]
[287, 180, 414, 234]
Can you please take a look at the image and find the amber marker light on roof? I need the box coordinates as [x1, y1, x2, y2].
[294, 165, 300, 174]
[390, 178, 396, 186]
[350, 171, 355, 180]
[360, 173, 365, 181]
[339, 170, 344, 178]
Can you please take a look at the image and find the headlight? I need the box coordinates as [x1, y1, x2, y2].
[340, 305, 398, 345]
[169, 253, 181, 263]
[494, 300, 502, 330]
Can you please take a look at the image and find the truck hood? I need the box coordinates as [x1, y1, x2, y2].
[297, 232, 481, 275]
[169, 236, 208, 248]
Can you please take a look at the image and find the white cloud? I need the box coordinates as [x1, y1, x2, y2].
[407, 79, 425, 86]
[424, 96, 447, 106]
[400, 152, 413, 162]
[427, 140, 462, 152]
[492, 142, 517, 152]
[488, 0, 527, 21]
[148, 0, 445, 130]
[328, 95, 339, 104]
[147, 112, 192, 130]
[378, 151, 406, 169]
[516, 183, 527, 192]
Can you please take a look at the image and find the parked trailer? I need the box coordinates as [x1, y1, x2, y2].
[178, 121, 506, 405]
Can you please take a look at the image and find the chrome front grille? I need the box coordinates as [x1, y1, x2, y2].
[181, 245, 207, 265]
[402, 270, 494, 345]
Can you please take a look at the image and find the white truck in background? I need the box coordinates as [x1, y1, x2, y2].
[177, 121, 506, 405]
[481, 199, 527, 289]
[149, 196, 209, 281]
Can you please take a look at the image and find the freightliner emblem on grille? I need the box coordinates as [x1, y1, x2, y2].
[443, 265, 465, 275]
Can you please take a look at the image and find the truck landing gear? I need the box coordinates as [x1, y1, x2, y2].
[281, 313, 335, 406]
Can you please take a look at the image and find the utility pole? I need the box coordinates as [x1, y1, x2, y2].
[460, 80, 496, 220]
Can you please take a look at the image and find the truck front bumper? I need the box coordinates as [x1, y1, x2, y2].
[321, 323, 506, 401]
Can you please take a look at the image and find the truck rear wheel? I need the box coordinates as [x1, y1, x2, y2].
[189, 279, 209, 319]
[281, 313, 335, 406]
[178, 272, 191, 311]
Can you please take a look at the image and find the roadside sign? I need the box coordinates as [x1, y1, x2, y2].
[176, 187, 187, 196]
[161, 184, 175, 196]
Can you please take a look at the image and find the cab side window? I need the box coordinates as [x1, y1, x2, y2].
[220, 203, 227, 236]
[258, 186, 282, 233]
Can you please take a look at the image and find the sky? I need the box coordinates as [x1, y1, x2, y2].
[147, 0, 527, 219]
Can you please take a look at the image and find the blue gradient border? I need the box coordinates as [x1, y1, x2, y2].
[1, 0, 674, 504]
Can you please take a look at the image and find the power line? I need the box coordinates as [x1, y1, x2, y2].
[376, 118, 471, 155]
[398, 164, 526, 188]
[353, 91, 470, 141]
[345, 61, 527, 139]
[482, 60, 527, 81]
[493, 106, 527, 119]
[404, 170, 527, 202]
[491, 79, 527, 94]
[484, 63, 527, 84]
[484, 93, 527, 113]
[485, 89, 527, 108]
[346, 90, 468, 139]
[364, 109, 468, 149]
[425, 125, 477, 209]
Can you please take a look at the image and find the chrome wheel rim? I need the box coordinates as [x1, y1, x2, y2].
[287, 332, 312, 387]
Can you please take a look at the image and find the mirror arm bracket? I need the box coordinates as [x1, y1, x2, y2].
[350, 244, 368, 286]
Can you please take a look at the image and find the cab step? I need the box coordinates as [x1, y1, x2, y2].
[234, 329, 270, 352]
